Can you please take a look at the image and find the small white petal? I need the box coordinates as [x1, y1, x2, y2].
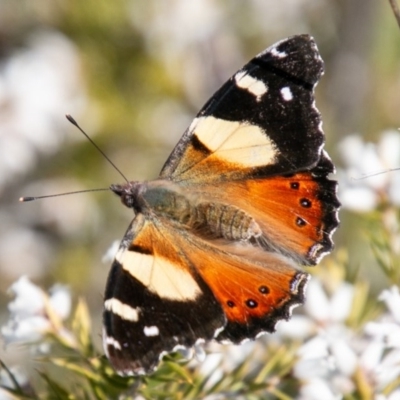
[297, 335, 329, 360]
[358, 144, 386, 189]
[198, 352, 223, 376]
[339, 186, 377, 212]
[304, 280, 330, 322]
[388, 175, 400, 205]
[299, 378, 340, 400]
[331, 374, 355, 395]
[1, 316, 49, 344]
[7, 276, 46, 317]
[338, 135, 365, 168]
[376, 350, 400, 388]
[378, 130, 400, 168]
[294, 357, 330, 380]
[331, 338, 357, 376]
[360, 340, 385, 371]
[379, 286, 400, 323]
[366, 320, 400, 348]
[330, 283, 354, 322]
[387, 388, 400, 400]
[381, 349, 400, 369]
[49, 285, 71, 320]
[276, 315, 315, 339]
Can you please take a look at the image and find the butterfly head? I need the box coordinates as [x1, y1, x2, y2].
[110, 181, 147, 211]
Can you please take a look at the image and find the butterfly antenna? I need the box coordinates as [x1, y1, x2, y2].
[19, 188, 109, 202]
[66, 114, 129, 183]
[352, 168, 400, 180]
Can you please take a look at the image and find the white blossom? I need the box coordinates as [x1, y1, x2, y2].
[338, 131, 400, 211]
[286, 281, 400, 398]
[361, 286, 400, 392]
[1, 276, 72, 346]
[281, 279, 357, 397]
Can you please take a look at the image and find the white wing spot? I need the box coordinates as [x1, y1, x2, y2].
[104, 298, 140, 321]
[144, 326, 160, 337]
[270, 47, 287, 59]
[117, 249, 202, 301]
[194, 116, 278, 167]
[280, 87, 293, 101]
[235, 71, 267, 101]
[105, 336, 122, 350]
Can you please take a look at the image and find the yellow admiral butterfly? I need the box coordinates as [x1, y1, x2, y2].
[102, 34, 340, 376]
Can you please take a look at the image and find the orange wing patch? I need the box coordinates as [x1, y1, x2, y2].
[248, 174, 326, 252]
[195, 247, 306, 325]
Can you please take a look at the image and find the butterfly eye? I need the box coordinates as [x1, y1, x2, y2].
[122, 195, 133, 207]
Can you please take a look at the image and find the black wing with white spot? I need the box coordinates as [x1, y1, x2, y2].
[159, 34, 327, 184]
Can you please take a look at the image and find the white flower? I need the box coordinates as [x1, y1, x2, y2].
[290, 283, 400, 397]
[279, 280, 357, 397]
[297, 377, 343, 400]
[361, 286, 400, 391]
[338, 131, 400, 212]
[379, 286, 400, 323]
[365, 286, 400, 349]
[1, 276, 72, 345]
[277, 279, 355, 339]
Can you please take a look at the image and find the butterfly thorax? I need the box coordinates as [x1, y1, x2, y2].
[111, 180, 261, 241]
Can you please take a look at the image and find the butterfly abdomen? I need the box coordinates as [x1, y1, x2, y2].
[195, 202, 261, 241]
[142, 183, 261, 241]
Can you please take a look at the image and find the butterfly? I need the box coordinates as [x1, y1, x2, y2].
[102, 34, 340, 376]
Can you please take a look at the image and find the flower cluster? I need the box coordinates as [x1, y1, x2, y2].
[1, 267, 400, 399]
[277, 279, 400, 399]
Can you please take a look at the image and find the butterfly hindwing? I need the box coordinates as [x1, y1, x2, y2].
[176, 232, 309, 343]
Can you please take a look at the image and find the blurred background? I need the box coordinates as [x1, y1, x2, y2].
[0, 0, 399, 369]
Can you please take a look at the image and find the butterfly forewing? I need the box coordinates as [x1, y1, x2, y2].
[160, 34, 325, 183]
